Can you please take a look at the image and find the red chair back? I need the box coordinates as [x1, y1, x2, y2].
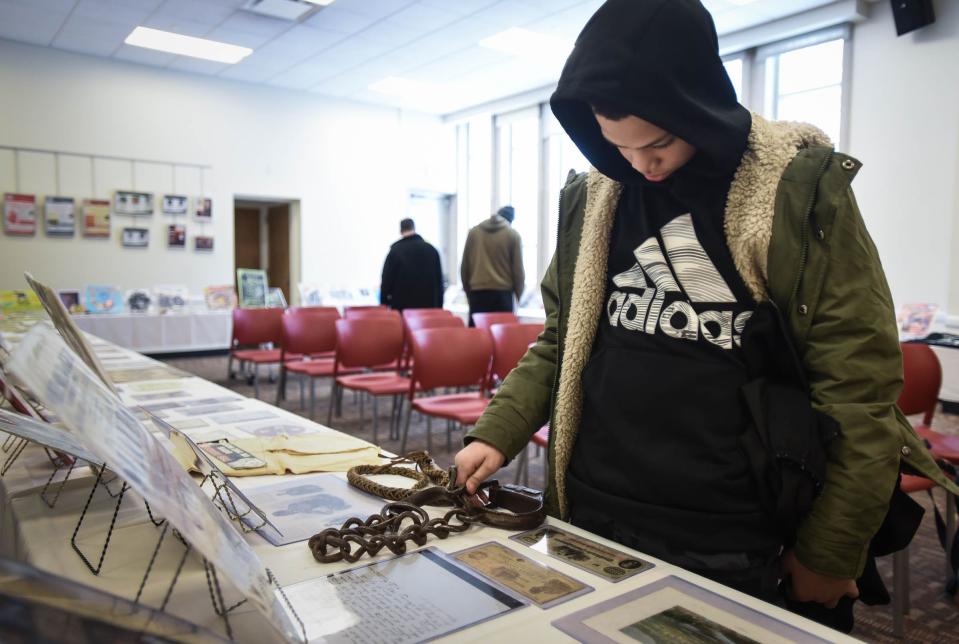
[406, 316, 464, 332]
[344, 305, 387, 314]
[287, 306, 340, 317]
[473, 312, 519, 333]
[232, 307, 284, 347]
[335, 318, 404, 369]
[402, 308, 452, 321]
[410, 328, 492, 391]
[490, 323, 545, 382]
[345, 308, 400, 320]
[280, 312, 337, 356]
[899, 343, 942, 426]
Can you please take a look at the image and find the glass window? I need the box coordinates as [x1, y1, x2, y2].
[494, 108, 541, 295]
[762, 38, 845, 146]
[545, 110, 589, 264]
[722, 57, 744, 101]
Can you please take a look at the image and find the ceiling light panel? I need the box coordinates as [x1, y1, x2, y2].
[124, 26, 253, 63]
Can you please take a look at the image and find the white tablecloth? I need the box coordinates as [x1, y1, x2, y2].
[72, 310, 232, 354]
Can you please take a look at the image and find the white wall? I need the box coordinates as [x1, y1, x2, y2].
[847, 0, 959, 321]
[0, 39, 455, 300]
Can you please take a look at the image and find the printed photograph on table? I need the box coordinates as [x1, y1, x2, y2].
[167, 223, 186, 248]
[121, 227, 149, 248]
[298, 282, 323, 306]
[453, 542, 593, 609]
[83, 285, 124, 314]
[114, 190, 153, 216]
[511, 525, 654, 582]
[56, 290, 83, 314]
[237, 268, 268, 308]
[552, 575, 831, 644]
[125, 289, 152, 313]
[3, 193, 36, 236]
[241, 473, 387, 546]
[81, 199, 110, 238]
[0, 290, 42, 313]
[897, 302, 939, 340]
[203, 285, 236, 310]
[194, 235, 214, 252]
[195, 197, 212, 220]
[43, 196, 75, 236]
[280, 547, 526, 644]
[162, 194, 188, 215]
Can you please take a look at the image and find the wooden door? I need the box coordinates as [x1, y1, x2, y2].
[234, 208, 261, 288]
[267, 204, 290, 304]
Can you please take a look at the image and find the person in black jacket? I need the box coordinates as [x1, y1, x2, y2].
[379, 218, 444, 311]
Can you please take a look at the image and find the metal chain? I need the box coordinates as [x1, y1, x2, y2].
[308, 500, 475, 564]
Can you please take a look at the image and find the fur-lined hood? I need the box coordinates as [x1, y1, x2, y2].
[550, 113, 832, 517]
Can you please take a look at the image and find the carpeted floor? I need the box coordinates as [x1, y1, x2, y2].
[161, 353, 959, 643]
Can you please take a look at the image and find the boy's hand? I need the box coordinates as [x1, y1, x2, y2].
[782, 550, 859, 608]
[454, 441, 506, 494]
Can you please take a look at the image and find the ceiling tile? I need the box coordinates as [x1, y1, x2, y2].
[151, 0, 237, 25]
[167, 56, 231, 75]
[404, 45, 509, 84]
[141, 15, 219, 38]
[525, 0, 603, 40]
[327, 0, 416, 18]
[417, 0, 499, 17]
[73, 0, 160, 27]
[0, 1, 71, 46]
[52, 15, 132, 56]
[301, 6, 379, 34]
[386, 2, 462, 31]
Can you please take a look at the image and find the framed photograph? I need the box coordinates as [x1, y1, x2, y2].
[237, 268, 268, 308]
[511, 525, 654, 583]
[266, 287, 287, 308]
[83, 285, 124, 315]
[57, 290, 83, 314]
[0, 290, 42, 313]
[162, 194, 189, 216]
[552, 575, 832, 644]
[81, 199, 110, 238]
[153, 285, 188, 312]
[3, 193, 37, 236]
[44, 196, 75, 236]
[194, 235, 214, 252]
[204, 285, 237, 311]
[121, 227, 149, 248]
[453, 542, 593, 609]
[114, 190, 154, 216]
[167, 223, 186, 249]
[195, 197, 212, 220]
[125, 289, 152, 313]
[280, 547, 526, 644]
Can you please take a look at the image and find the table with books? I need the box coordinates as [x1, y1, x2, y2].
[0, 312, 859, 643]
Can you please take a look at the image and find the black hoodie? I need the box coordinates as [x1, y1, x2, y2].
[553, 0, 780, 564]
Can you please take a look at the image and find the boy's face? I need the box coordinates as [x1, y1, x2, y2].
[595, 113, 696, 183]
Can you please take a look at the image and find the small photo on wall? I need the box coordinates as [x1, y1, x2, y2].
[194, 235, 214, 252]
[82, 199, 111, 238]
[195, 197, 212, 221]
[114, 191, 154, 216]
[84, 285, 124, 314]
[44, 196, 75, 236]
[163, 195, 189, 216]
[168, 224, 186, 249]
[122, 227, 150, 248]
[4, 193, 37, 236]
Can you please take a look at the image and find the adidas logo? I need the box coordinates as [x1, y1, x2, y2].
[606, 214, 752, 350]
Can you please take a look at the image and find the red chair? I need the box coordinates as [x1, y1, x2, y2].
[287, 306, 340, 317]
[400, 328, 493, 453]
[327, 317, 411, 444]
[344, 305, 387, 315]
[405, 316, 464, 332]
[275, 313, 341, 414]
[402, 308, 452, 321]
[229, 307, 284, 398]
[489, 323, 545, 388]
[473, 312, 519, 334]
[345, 308, 400, 320]
[892, 343, 957, 635]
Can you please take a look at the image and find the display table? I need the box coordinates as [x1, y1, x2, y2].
[71, 310, 232, 354]
[0, 333, 858, 643]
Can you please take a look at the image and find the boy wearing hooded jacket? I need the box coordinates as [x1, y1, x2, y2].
[454, 0, 957, 622]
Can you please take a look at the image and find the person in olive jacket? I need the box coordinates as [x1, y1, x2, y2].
[460, 205, 525, 325]
[454, 0, 957, 625]
[379, 218, 443, 311]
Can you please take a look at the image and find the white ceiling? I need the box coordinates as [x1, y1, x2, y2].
[0, 0, 841, 115]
